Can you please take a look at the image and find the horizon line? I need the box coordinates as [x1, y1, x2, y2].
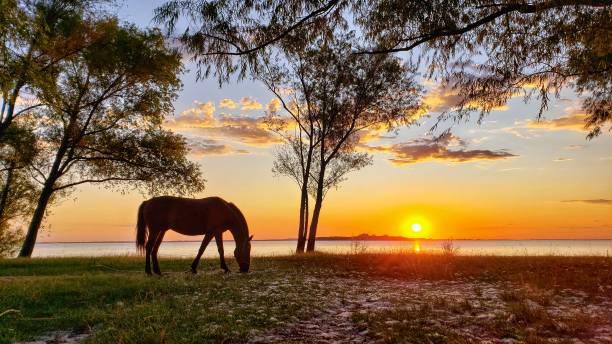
[37, 238, 612, 244]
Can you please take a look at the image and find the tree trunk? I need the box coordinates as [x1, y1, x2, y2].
[18, 127, 68, 257]
[296, 186, 308, 253]
[0, 162, 15, 222]
[18, 181, 54, 257]
[306, 167, 325, 252]
[296, 144, 314, 253]
[19, 109, 75, 257]
[0, 94, 18, 140]
[0, 74, 26, 141]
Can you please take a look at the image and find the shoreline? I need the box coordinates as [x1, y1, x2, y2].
[36, 238, 612, 244]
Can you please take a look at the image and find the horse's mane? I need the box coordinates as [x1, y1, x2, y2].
[227, 202, 249, 236]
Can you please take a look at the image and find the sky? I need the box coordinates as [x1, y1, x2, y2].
[38, 1, 612, 242]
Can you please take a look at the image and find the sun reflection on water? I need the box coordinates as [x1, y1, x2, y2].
[413, 241, 421, 253]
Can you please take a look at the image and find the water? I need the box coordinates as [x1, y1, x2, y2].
[31, 240, 612, 257]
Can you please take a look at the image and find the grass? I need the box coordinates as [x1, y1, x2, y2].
[0, 253, 610, 343]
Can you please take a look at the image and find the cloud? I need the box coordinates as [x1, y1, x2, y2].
[187, 137, 249, 158]
[240, 97, 263, 110]
[527, 111, 588, 132]
[562, 199, 612, 205]
[471, 136, 490, 144]
[181, 101, 215, 118]
[422, 82, 509, 114]
[553, 157, 573, 162]
[202, 114, 280, 145]
[219, 98, 238, 109]
[422, 85, 463, 113]
[165, 102, 280, 146]
[356, 126, 399, 144]
[267, 98, 281, 112]
[498, 167, 523, 172]
[365, 132, 517, 165]
[564, 144, 585, 150]
[166, 101, 216, 128]
[186, 138, 249, 157]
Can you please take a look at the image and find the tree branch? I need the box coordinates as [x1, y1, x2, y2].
[194, 0, 340, 56]
[52, 177, 142, 192]
[358, 0, 607, 54]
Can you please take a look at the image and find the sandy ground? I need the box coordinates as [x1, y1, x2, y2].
[249, 274, 612, 344]
[15, 273, 612, 343]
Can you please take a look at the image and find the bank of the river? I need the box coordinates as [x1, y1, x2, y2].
[0, 254, 610, 343]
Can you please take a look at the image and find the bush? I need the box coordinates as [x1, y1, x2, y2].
[440, 240, 459, 256]
[0, 225, 23, 258]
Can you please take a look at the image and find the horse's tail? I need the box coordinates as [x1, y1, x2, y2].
[136, 201, 148, 254]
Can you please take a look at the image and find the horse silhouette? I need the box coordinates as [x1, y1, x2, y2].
[136, 196, 252, 275]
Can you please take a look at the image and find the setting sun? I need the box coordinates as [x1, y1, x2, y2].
[411, 223, 422, 233]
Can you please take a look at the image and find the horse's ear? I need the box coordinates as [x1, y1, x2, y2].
[249, 235, 254, 241]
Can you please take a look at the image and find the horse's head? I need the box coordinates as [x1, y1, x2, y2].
[234, 234, 253, 272]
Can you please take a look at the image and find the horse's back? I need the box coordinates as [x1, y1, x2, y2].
[141, 196, 233, 235]
[145, 196, 232, 210]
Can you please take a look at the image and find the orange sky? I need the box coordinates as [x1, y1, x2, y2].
[40, 92, 612, 242]
[31, 2, 612, 243]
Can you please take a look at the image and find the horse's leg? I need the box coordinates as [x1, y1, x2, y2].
[145, 228, 158, 275]
[190, 233, 213, 273]
[215, 233, 230, 273]
[152, 230, 166, 276]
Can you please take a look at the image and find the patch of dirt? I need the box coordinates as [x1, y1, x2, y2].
[249, 274, 612, 344]
[16, 331, 90, 344]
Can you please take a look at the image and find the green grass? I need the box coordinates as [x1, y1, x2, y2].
[0, 256, 323, 343]
[0, 254, 610, 343]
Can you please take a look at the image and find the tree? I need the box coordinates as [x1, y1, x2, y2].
[18, 20, 205, 257]
[0, 124, 37, 257]
[265, 34, 421, 252]
[155, 0, 610, 137]
[1, 0, 108, 255]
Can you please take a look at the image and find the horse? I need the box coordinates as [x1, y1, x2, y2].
[135, 196, 252, 275]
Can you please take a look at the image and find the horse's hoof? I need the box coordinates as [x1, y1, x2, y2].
[223, 269, 231, 274]
[191, 268, 197, 274]
[145, 271, 152, 276]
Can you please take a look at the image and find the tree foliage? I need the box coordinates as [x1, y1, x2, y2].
[0, 124, 37, 257]
[155, 0, 610, 137]
[18, 18, 205, 257]
[358, 0, 611, 137]
[0, 0, 107, 139]
[153, 0, 347, 83]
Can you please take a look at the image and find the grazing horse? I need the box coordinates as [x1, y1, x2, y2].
[136, 196, 252, 275]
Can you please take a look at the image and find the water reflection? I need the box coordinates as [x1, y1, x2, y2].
[30, 239, 612, 258]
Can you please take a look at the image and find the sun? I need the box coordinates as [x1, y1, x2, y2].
[401, 216, 430, 237]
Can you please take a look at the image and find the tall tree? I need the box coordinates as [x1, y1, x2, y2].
[0, 1, 108, 254]
[265, 34, 421, 252]
[18, 20, 205, 257]
[155, 0, 610, 137]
